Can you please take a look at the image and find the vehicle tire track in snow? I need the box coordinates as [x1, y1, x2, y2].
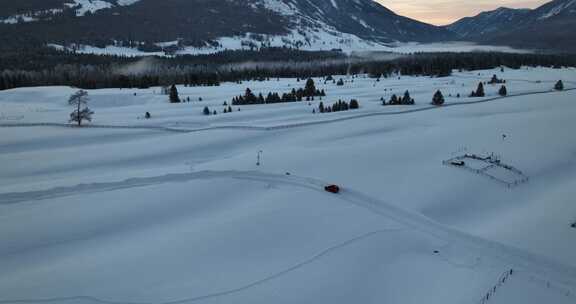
[0, 123, 190, 133]
[0, 229, 401, 304]
[0, 170, 325, 205]
[1, 170, 575, 301]
[1, 88, 574, 134]
[252, 87, 576, 132]
[335, 187, 576, 290]
[451, 74, 566, 84]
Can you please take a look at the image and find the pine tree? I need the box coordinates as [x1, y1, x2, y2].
[432, 90, 445, 106]
[319, 102, 325, 113]
[555, 80, 564, 91]
[203, 106, 210, 115]
[350, 99, 360, 109]
[68, 90, 94, 126]
[336, 78, 344, 86]
[498, 85, 507, 96]
[245, 88, 256, 103]
[389, 94, 398, 105]
[402, 90, 414, 105]
[169, 84, 180, 103]
[304, 78, 316, 96]
[489, 74, 500, 84]
[474, 82, 485, 97]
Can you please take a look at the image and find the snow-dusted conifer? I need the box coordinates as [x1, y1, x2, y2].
[475, 82, 485, 97]
[432, 90, 445, 106]
[555, 80, 564, 91]
[169, 84, 180, 103]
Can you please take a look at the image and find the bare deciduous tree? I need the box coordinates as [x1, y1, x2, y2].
[69, 90, 94, 126]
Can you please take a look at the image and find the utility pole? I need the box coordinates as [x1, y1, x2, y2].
[256, 150, 263, 166]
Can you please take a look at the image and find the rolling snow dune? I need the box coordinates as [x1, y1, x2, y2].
[1, 67, 576, 303]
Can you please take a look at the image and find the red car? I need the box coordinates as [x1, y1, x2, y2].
[324, 185, 340, 194]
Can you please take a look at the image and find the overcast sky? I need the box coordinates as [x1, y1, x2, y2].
[377, 0, 549, 25]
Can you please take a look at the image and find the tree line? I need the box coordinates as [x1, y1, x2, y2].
[382, 90, 415, 106]
[317, 100, 359, 114]
[231, 78, 326, 106]
[1, 47, 576, 91]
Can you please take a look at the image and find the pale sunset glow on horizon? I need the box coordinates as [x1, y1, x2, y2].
[376, 0, 550, 25]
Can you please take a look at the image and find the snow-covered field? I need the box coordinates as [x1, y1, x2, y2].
[50, 41, 532, 57]
[1, 67, 576, 304]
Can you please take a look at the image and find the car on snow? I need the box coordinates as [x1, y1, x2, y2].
[324, 185, 340, 194]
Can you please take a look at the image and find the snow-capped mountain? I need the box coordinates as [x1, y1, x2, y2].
[70, 0, 142, 16]
[255, 0, 454, 43]
[446, 0, 576, 51]
[0, 0, 454, 53]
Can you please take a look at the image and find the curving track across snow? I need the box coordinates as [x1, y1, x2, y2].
[0, 87, 574, 134]
[0, 169, 575, 304]
[0, 228, 402, 304]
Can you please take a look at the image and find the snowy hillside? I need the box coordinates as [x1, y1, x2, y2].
[0, 0, 455, 54]
[0, 0, 142, 23]
[1, 67, 576, 303]
[69, 0, 142, 16]
[252, 0, 454, 43]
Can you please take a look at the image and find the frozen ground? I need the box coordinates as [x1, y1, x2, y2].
[1, 67, 576, 304]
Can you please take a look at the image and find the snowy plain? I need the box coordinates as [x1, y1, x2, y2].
[1, 66, 576, 304]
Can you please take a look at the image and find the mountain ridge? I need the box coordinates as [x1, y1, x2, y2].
[446, 0, 576, 51]
[0, 0, 454, 52]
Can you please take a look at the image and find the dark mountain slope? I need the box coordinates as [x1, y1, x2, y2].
[446, 7, 530, 39]
[0, 0, 454, 51]
[446, 0, 576, 52]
